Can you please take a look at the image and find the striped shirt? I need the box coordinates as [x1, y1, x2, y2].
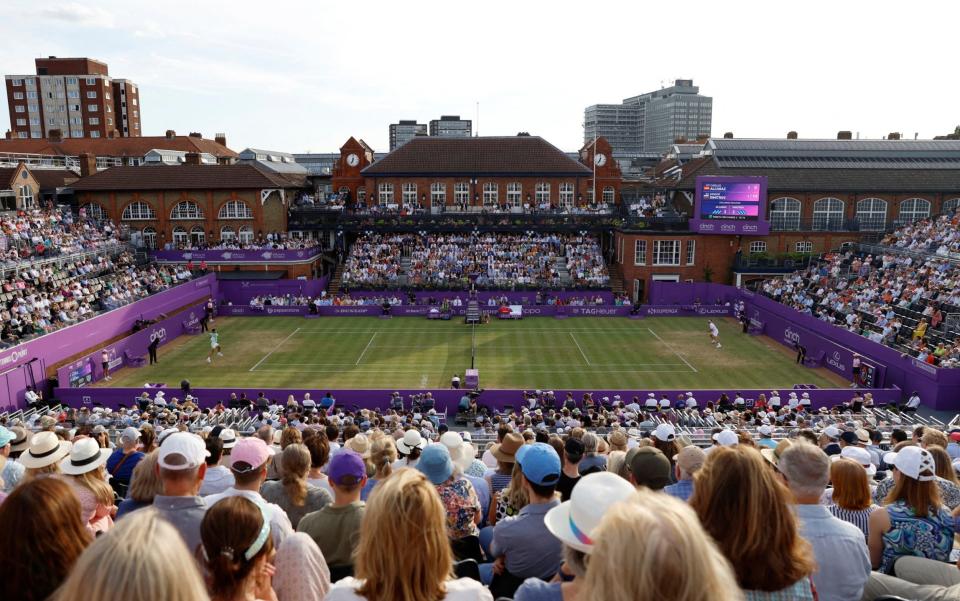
[488, 472, 513, 495]
[827, 504, 878, 539]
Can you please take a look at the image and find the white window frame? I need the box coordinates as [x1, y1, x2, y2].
[238, 225, 254, 245]
[454, 182, 469, 206]
[483, 182, 498, 207]
[535, 182, 550, 205]
[217, 200, 253, 219]
[943, 198, 960, 216]
[812, 197, 844, 231]
[86, 91, 97, 99]
[88, 117, 100, 125]
[855, 197, 887, 232]
[378, 183, 393, 206]
[653, 240, 681, 266]
[749, 241, 767, 254]
[172, 226, 188, 247]
[559, 182, 574, 208]
[142, 227, 157, 249]
[431, 182, 446, 206]
[898, 197, 931, 224]
[122, 201, 156, 220]
[602, 186, 615, 204]
[83, 203, 106, 220]
[507, 182, 522, 207]
[357, 187, 366, 203]
[402, 182, 417, 205]
[770, 197, 801, 230]
[220, 226, 236, 243]
[686, 239, 696, 265]
[14, 105, 24, 113]
[190, 225, 206, 246]
[170, 200, 203, 220]
[634, 239, 647, 266]
[18, 185, 34, 208]
[795, 241, 813, 253]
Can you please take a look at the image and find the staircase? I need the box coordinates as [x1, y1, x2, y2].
[398, 257, 411, 286]
[608, 265, 626, 295]
[552, 257, 573, 286]
[327, 262, 345, 295]
[465, 300, 481, 324]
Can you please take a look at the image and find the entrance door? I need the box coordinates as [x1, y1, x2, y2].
[633, 278, 645, 303]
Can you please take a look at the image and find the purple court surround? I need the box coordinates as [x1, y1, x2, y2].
[152, 249, 322, 263]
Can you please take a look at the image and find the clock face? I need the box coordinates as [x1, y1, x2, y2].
[594, 153, 607, 167]
[346, 153, 360, 167]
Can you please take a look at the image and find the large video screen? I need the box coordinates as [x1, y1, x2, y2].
[691, 176, 769, 235]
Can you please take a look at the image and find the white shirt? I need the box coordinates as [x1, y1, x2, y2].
[327, 577, 492, 601]
[769, 395, 781, 407]
[644, 398, 658, 408]
[709, 324, 719, 336]
[906, 395, 921, 409]
[203, 487, 293, 546]
[685, 397, 698, 409]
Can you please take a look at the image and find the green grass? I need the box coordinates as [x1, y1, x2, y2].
[96, 316, 847, 390]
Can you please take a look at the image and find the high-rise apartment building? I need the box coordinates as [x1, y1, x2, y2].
[584, 79, 711, 156]
[389, 120, 427, 151]
[5, 57, 142, 140]
[429, 115, 472, 138]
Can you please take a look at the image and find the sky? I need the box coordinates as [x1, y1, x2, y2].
[0, 0, 956, 153]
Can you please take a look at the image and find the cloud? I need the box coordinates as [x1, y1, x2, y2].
[38, 3, 116, 28]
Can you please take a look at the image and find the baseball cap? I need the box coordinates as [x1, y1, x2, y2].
[653, 423, 676, 442]
[158, 432, 210, 471]
[417, 444, 455, 485]
[516, 442, 561, 486]
[713, 430, 739, 446]
[674, 445, 706, 475]
[564, 437, 585, 460]
[884, 446, 937, 481]
[544, 472, 635, 553]
[840, 431, 859, 445]
[329, 450, 367, 486]
[625, 447, 671, 490]
[120, 426, 141, 442]
[822, 425, 841, 439]
[834, 446, 877, 477]
[230, 437, 274, 473]
[758, 424, 773, 436]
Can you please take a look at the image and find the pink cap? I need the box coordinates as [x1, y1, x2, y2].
[230, 437, 274, 473]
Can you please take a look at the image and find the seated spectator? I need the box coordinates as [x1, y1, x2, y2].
[556, 437, 584, 502]
[59, 436, 115, 535]
[485, 431, 522, 495]
[623, 446, 672, 490]
[581, 488, 742, 601]
[272, 532, 331, 601]
[691, 446, 816, 600]
[361, 434, 396, 500]
[53, 508, 211, 601]
[417, 443, 482, 561]
[440, 431, 490, 522]
[395, 429, 425, 468]
[577, 432, 606, 475]
[261, 443, 332, 528]
[153, 432, 210, 554]
[826, 456, 880, 538]
[869, 446, 955, 573]
[19, 430, 71, 480]
[117, 449, 162, 518]
[0, 477, 92, 601]
[298, 450, 367, 578]
[0, 426, 24, 493]
[199, 436, 235, 496]
[777, 442, 871, 601]
[326, 468, 492, 601]
[201, 496, 277, 601]
[664, 444, 705, 501]
[105, 426, 145, 499]
[304, 434, 334, 496]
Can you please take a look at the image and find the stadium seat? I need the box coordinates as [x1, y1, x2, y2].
[452, 558, 481, 582]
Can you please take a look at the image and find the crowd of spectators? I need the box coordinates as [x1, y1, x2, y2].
[244, 291, 632, 310]
[1, 207, 124, 269]
[3, 388, 959, 601]
[165, 233, 319, 252]
[341, 233, 608, 290]
[881, 210, 960, 258]
[759, 250, 960, 367]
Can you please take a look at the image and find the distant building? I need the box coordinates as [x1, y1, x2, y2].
[5, 56, 142, 140]
[389, 120, 427, 151]
[429, 115, 472, 138]
[584, 79, 712, 156]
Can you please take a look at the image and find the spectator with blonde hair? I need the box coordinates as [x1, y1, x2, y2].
[59, 436, 115, 534]
[261, 443, 331, 528]
[326, 468, 491, 600]
[117, 449, 163, 518]
[581, 487, 742, 601]
[53, 508, 211, 601]
[361, 434, 396, 500]
[19, 431, 70, 481]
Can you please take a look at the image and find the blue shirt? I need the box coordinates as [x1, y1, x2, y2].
[664, 478, 694, 502]
[794, 504, 871, 601]
[464, 474, 490, 523]
[491, 499, 562, 580]
[2, 460, 25, 493]
[106, 448, 145, 483]
[515, 579, 562, 601]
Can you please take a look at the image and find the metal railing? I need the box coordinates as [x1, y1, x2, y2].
[0, 241, 132, 279]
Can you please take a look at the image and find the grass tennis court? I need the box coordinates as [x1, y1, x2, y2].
[94, 316, 847, 390]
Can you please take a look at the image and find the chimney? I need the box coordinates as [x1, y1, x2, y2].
[188, 132, 202, 138]
[48, 129, 63, 143]
[5, 130, 11, 140]
[723, 132, 734, 139]
[837, 131, 853, 140]
[787, 131, 798, 139]
[215, 133, 227, 147]
[79, 153, 97, 178]
[184, 152, 202, 165]
[165, 129, 176, 139]
[888, 132, 901, 140]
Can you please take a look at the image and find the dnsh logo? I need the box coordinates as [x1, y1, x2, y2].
[783, 328, 801, 344]
[149, 328, 167, 342]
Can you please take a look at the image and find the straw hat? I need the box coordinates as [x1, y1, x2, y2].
[19, 431, 72, 468]
[60, 437, 112, 475]
[491, 432, 524, 463]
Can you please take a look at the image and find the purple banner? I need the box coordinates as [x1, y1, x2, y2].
[153, 249, 322, 263]
[217, 305, 641, 318]
[341, 290, 616, 305]
[217, 278, 329, 305]
[690, 176, 769, 235]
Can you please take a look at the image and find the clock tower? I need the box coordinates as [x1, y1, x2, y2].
[332, 137, 375, 205]
[580, 136, 622, 205]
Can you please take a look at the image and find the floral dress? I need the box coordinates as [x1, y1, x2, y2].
[879, 500, 954, 574]
[436, 478, 481, 540]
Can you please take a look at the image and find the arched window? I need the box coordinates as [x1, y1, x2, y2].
[82, 203, 106, 220]
[812, 197, 844, 231]
[898, 198, 931, 224]
[943, 198, 960, 216]
[769, 197, 801, 230]
[220, 226, 236, 243]
[238, 225, 254, 245]
[431, 182, 446, 206]
[856, 198, 887, 231]
[142, 227, 157, 249]
[535, 182, 550, 205]
[122, 201, 156, 220]
[483, 182, 498, 207]
[559, 183, 575, 207]
[190, 225, 205, 246]
[507, 182, 522, 207]
[170, 200, 203, 220]
[602, 186, 615, 204]
[218, 200, 252, 219]
[172, 226, 188, 247]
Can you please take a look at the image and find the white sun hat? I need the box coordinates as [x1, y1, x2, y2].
[545, 472, 636, 553]
[60, 437, 112, 475]
[833, 446, 877, 477]
[19, 431, 72, 469]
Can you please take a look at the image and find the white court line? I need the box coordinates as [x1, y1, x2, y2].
[257, 362, 688, 368]
[569, 333, 592, 366]
[250, 368, 694, 374]
[646, 328, 699, 373]
[293, 329, 644, 334]
[249, 327, 302, 372]
[355, 332, 378, 365]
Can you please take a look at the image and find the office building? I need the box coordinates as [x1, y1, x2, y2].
[389, 120, 427, 151]
[5, 57, 141, 140]
[584, 79, 711, 156]
[429, 115, 472, 138]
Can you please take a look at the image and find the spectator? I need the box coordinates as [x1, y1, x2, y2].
[272, 532, 331, 601]
[0, 426, 24, 493]
[577, 432, 606, 475]
[485, 431, 522, 495]
[873, 443, 960, 509]
[869, 446, 955, 573]
[298, 450, 367, 578]
[264, 442, 332, 527]
[664, 444, 705, 501]
[199, 435, 235, 496]
[117, 449, 162, 518]
[623, 446, 672, 490]
[200, 496, 277, 601]
[556, 436, 584, 501]
[53, 508, 211, 601]
[417, 443, 482, 561]
[153, 432, 210, 554]
[326, 468, 492, 601]
[440, 431, 490, 522]
[777, 442, 871, 601]
[580, 488, 742, 601]
[361, 434, 395, 500]
[105, 426, 145, 499]
[926, 445, 959, 485]
[19, 431, 70, 480]
[691, 446, 816, 600]
[0, 478, 92, 601]
[59, 436, 115, 535]
[395, 429, 425, 468]
[826, 457, 879, 537]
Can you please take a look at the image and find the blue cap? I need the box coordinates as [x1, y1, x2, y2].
[416, 444, 454, 485]
[516, 442, 561, 486]
[0, 426, 13, 447]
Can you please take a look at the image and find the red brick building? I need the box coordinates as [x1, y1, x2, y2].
[330, 137, 375, 203]
[579, 136, 622, 203]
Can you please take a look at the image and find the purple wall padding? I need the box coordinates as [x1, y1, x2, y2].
[216, 305, 730, 318]
[217, 277, 329, 305]
[153, 249, 322, 262]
